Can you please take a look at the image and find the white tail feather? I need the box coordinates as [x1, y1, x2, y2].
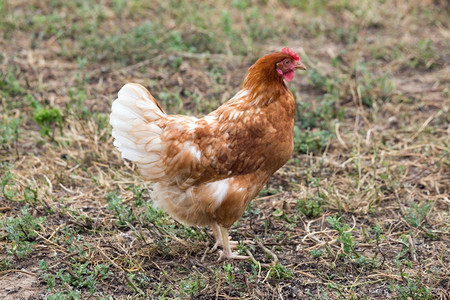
[110, 83, 167, 179]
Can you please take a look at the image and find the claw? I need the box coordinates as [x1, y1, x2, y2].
[209, 240, 221, 253]
[217, 250, 249, 261]
[209, 238, 239, 253]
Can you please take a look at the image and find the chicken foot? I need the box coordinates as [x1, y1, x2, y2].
[209, 223, 238, 253]
[216, 224, 249, 260]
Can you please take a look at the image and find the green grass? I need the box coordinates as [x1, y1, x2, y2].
[2, 207, 46, 258]
[0, 0, 448, 299]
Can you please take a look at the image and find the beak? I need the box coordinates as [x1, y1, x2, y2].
[295, 61, 307, 70]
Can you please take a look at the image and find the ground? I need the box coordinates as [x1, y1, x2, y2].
[0, 0, 449, 299]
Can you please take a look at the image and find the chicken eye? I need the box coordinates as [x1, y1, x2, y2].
[284, 60, 290, 64]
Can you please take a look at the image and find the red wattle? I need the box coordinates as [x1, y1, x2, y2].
[283, 70, 295, 82]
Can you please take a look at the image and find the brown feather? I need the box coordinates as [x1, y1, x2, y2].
[111, 50, 301, 255]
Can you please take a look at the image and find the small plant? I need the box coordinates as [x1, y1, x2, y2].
[298, 196, 323, 218]
[39, 259, 112, 295]
[294, 81, 343, 154]
[128, 272, 150, 289]
[105, 192, 136, 227]
[223, 263, 235, 284]
[404, 201, 432, 228]
[28, 95, 63, 138]
[311, 248, 323, 259]
[1, 170, 17, 201]
[0, 67, 25, 98]
[130, 185, 147, 206]
[353, 61, 394, 107]
[47, 290, 81, 300]
[273, 208, 296, 223]
[2, 206, 46, 258]
[294, 127, 334, 154]
[157, 90, 185, 114]
[391, 274, 432, 300]
[0, 258, 11, 271]
[326, 216, 355, 255]
[39, 260, 56, 289]
[393, 234, 411, 267]
[67, 88, 89, 120]
[142, 200, 166, 226]
[407, 39, 437, 69]
[179, 274, 206, 298]
[0, 110, 22, 150]
[267, 262, 293, 279]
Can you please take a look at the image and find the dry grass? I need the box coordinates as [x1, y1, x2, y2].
[0, 0, 449, 299]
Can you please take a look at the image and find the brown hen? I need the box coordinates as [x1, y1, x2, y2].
[110, 47, 306, 259]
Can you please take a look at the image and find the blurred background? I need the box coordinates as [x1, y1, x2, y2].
[0, 0, 448, 299]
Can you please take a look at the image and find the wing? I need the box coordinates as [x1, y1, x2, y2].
[143, 101, 272, 190]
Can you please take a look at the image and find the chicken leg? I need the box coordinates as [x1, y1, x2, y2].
[217, 224, 249, 260]
[209, 223, 239, 253]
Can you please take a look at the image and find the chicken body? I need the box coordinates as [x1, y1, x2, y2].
[110, 49, 306, 259]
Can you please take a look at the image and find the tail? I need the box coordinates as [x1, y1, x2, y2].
[110, 83, 166, 174]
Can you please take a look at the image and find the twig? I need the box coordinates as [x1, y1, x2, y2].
[256, 240, 279, 266]
[0, 269, 36, 278]
[305, 279, 384, 288]
[335, 122, 348, 149]
[405, 110, 442, 145]
[407, 234, 417, 262]
[245, 249, 262, 275]
[33, 230, 68, 253]
[292, 268, 315, 278]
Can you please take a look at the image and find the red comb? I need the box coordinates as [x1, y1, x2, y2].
[281, 47, 299, 61]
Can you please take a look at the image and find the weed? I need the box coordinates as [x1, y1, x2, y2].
[391, 274, 432, 300]
[306, 287, 329, 300]
[326, 216, 382, 270]
[393, 234, 410, 267]
[311, 249, 323, 259]
[39, 258, 112, 295]
[0, 109, 22, 150]
[0, 258, 11, 271]
[327, 216, 356, 255]
[221, 11, 233, 38]
[0, 67, 25, 99]
[179, 274, 206, 298]
[268, 262, 293, 279]
[39, 260, 56, 289]
[354, 61, 394, 107]
[294, 126, 334, 154]
[28, 95, 63, 138]
[404, 201, 432, 228]
[2, 206, 46, 258]
[280, 0, 328, 13]
[307, 68, 340, 95]
[1, 170, 17, 201]
[407, 39, 437, 69]
[298, 196, 323, 218]
[67, 88, 89, 120]
[105, 191, 136, 227]
[130, 184, 147, 206]
[223, 263, 235, 284]
[141, 200, 166, 226]
[273, 208, 297, 223]
[294, 73, 344, 154]
[243, 201, 260, 218]
[47, 290, 81, 300]
[128, 272, 150, 289]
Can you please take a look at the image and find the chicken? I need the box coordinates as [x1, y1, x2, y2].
[110, 47, 306, 260]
